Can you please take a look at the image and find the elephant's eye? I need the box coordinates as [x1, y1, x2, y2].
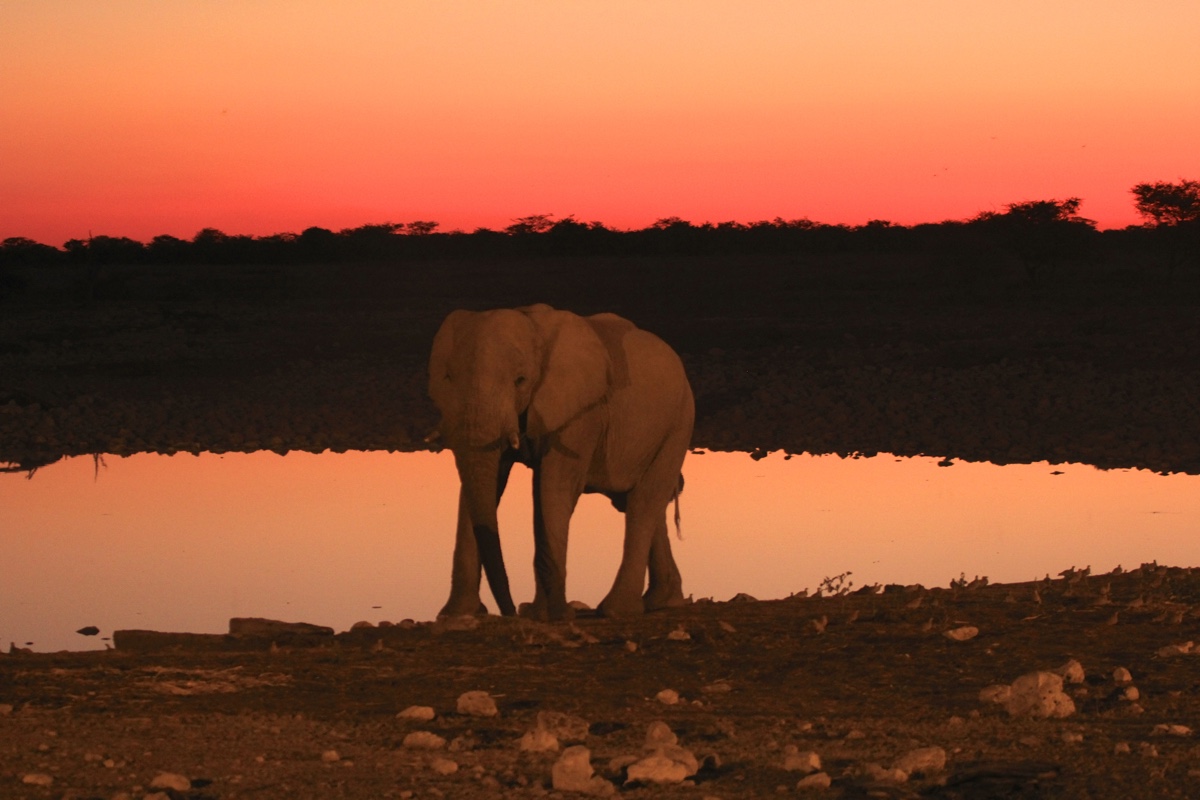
[515, 375, 527, 387]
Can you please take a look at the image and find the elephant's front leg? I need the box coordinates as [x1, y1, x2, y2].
[438, 487, 488, 617]
[524, 468, 580, 621]
[440, 458, 517, 617]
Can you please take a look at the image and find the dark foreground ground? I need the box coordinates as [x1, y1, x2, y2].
[5, 567, 1200, 799]
[2, 252, 1200, 798]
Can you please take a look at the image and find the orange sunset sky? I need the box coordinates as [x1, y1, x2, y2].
[2, 2, 1198, 246]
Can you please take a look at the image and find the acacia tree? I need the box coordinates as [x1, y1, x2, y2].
[1132, 179, 1200, 226]
[1131, 179, 1200, 277]
[974, 198, 1096, 284]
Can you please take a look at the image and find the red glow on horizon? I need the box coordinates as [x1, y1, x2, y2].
[2, 3, 1198, 246]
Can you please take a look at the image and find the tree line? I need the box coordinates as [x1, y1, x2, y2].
[1, 180, 1197, 271]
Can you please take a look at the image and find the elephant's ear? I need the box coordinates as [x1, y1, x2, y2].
[523, 306, 610, 438]
[428, 310, 473, 408]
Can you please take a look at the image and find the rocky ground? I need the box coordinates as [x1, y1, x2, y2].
[5, 566, 1200, 799]
[3, 254, 1200, 798]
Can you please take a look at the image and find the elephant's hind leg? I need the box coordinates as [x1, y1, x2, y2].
[643, 513, 686, 611]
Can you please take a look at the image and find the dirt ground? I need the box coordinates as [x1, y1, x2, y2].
[3, 254, 1200, 797]
[5, 567, 1200, 799]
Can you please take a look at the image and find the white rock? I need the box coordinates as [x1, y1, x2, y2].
[1114, 742, 1132, 754]
[1123, 686, 1140, 701]
[397, 705, 436, 721]
[552, 745, 613, 796]
[321, 749, 341, 762]
[403, 731, 447, 749]
[21, 773, 53, 786]
[943, 625, 979, 641]
[1157, 641, 1194, 657]
[892, 746, 946, 776]
[656, 688, 681, 705]
[865, 763, 909, 783]
[667, 627, 692, 641]
[0, 703, 13, 715]
[645, 721, 679, 749]
[625, 745, 699, 785]
[456, 690, 498, 717]
[429, 757, 458, 775]
[783, 749, 821, 774]
[1054, 659, 1085, 684]
[702, 680, 733, 694]
[1005, 671, 1075, 718]
[796, 771, 832, 790]
[1152, 724, 1193, 737]
[979, 684, 1012, 704]
[1062, 732, 1084, 744]
[518, 728, 559, 752]
[150, 772, 192, 791]
[1113, 667, 1134, 685]
[537, 710, 590, 742]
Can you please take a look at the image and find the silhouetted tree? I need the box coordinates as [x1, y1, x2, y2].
[1132, 180, 1200, 226]
[404, 221, 440, 235]
[1132, 179, 1200, 278]
[973, 198, 1096, 284]
[505, 214, 556, 235]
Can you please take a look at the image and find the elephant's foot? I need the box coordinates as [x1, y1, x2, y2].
[519, 597, 575, 622]
[643, 583, 686, 612]
[438, 595, 489, 618]
[598, 592, 646, 619]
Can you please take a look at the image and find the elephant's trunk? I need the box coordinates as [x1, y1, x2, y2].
[454, 446, 517, 616]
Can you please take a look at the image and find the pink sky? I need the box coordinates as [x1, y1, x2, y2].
[2, 2, 1198, 245]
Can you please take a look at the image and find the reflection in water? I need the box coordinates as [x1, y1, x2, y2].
[2, 450, 1198, 652]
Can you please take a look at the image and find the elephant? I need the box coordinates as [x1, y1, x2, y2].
[427, 303, 695, 620]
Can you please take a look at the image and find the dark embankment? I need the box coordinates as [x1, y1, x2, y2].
[2, 248, 1199, 473]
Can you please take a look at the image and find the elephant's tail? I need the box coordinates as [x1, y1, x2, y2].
[672, 474, 684, 540]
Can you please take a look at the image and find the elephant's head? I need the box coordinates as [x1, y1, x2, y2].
[428, 304, 611, 613]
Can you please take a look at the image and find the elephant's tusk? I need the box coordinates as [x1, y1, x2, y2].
[508, 432, 521, 451]
[424, 429, 442, 444]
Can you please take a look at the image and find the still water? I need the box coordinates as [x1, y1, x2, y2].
[3, 450, 1199, 652]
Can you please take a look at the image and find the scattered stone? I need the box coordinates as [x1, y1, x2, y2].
[1113, 667, 1133, 685]
[796, 771, 832, 790]
[626, 744, 700, 785]
[430, 757, 459, 775]
[624, 641, 638, 652]
[518, 727, 560, 752]
[552, 745, 613, 796]
[979, 684, 1011, 704]
[149, 772, 192, 791]
[1157, 641, 1194, 657]
[782, 746, 821, 773]
[1004, 672, 1075, 718]
[568, 600, 592, 611]
[397, 705, 436, 721]
[21, 773, 53, 786]
[1053, 659, 1085, 684]
[718, 620, 737, 633]
[457, 690, 498, 717]
[321, 749, 341, 762]
[667, 627, 691, 641]
[702, 680, 732, 694]
[943, 625, 979, 641]
[864, 763, 909, 783]
[1123, 686, 1140, 702]
[1062, 731, 1084, 744]
[228, 617, 334, 638]
[1152, 724, 1192, 737]
[537, 710, 590, 742]
[1114, 742, 1132, 754]
[645, 721, 679, 748]
[656, 689, 681, 705]
[350, 620, 375, 630]
[440, 615, 481, 631]
[729, 592, 758, 602]
[892, 746, 946, 776]
[0, 703, 12, 715]
[403, 731, 448, 750]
